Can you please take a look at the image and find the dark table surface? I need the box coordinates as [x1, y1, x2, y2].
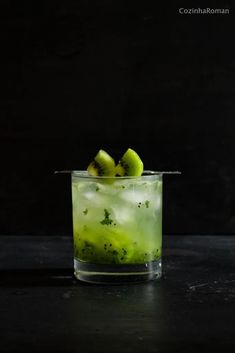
[1, 235, 234, 353]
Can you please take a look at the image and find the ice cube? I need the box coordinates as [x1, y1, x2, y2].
[119, 187, 150, 204]
[112, 206, 135, 224]
[118, 181, 162, 210]
[83, 190, 96, 200]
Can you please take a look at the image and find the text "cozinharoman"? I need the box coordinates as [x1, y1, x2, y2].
[179, 8, 230, 15]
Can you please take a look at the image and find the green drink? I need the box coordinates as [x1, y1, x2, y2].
[72, 171, 162, 283]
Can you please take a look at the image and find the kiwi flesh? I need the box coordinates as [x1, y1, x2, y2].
[115, 148, 144, 176]
[87, 149, 116, 176]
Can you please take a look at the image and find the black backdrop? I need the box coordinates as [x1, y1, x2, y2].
[1, 0, 235, 235]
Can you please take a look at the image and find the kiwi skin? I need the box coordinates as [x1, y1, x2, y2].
[87, 149, 116, 176]
[115, 148, 144, 177]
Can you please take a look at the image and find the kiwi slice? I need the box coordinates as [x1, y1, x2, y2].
[87, 149, 116, 176]
[115, 148, 144, 176]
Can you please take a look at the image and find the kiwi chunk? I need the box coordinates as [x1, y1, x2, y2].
[87, 149, 116, 176]
[115, 148, 144, 176]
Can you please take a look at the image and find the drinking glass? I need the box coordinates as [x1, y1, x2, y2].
[71, 171, 163, 283]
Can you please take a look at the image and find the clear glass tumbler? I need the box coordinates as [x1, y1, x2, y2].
[71, 171, 162, 283]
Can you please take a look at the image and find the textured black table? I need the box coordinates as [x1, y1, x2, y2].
[1, 236, 234, 353]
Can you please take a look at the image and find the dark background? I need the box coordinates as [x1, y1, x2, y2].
[1, 0, 235, 235]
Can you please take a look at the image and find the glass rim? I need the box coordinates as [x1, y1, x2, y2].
[71, 170, 180, 179]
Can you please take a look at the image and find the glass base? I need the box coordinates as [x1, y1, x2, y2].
[74, 258, 162, 284]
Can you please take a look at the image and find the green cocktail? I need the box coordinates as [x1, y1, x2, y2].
[72, 171, 162, 283]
